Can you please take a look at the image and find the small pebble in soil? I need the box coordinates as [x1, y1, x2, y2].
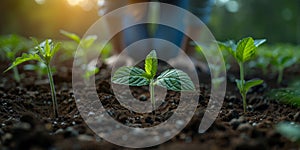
[179, 133, 186, 140]
[185, 136, 192, 143]
[230, 119, 240, 130]
[175, 120, 184, 129]
[64, 127, 79, 138]
[2, 133, 13, 145]
[163, 131, 171, 137]
[145, 117, 154, 124]
[247, 105, 254, 112]
[225, 110, 239, 121]
[45, 123, 52, 131]
[78, 135, 94, 141]
[132, 128, 145, 135]
[154, 135, 160, 142]
[230, 117, 245, 130]
[237, 123, 252, 132]
[88, 111, 95, 117]
[14, 122, 31, 130]
[0, 128, 4, 136]
[139, 94, 147, 101]
[54, 128, 64, 135]
[294, 112, 300, 122]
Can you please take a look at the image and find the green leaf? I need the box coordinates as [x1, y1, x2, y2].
[4, 53, 41, 72]
[80, 35, 97, 49]
[51, 42, 61, 57]
[112, 66, 149, 86]
[267, 88, 300, 107]
[84, 67, 99, 80]
[235, 79, 244, 92]
[244, 79, 263, 93]
[276, 122, 300, 142]
[45, 39, 51, 56]
[155, 69, 195, 91]
[100, 42, 112, 60]
[254, 39, 266, 47]
[195, 45, 203, 54]
[60, 30, 81, 43]
[282, 56, 297, 68]
[236, 37, 256, 63]
[218, 40, 236, 58]
[145, 50, 158, 79]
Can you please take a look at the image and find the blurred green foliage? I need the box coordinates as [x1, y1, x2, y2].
[208, 0, 300, 44]
[0, 0, 299, 44]
[0, 0, 98, 39]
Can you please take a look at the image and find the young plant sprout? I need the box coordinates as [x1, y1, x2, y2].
[0, 35, 32, 82]
[112, 50, 195, 110]
[269, 49, 297, 84]
[219, 37, 266, 112]
[267, 88, 300, 107]
[4, 39, 61, 118]
[60, 30, 112, 81]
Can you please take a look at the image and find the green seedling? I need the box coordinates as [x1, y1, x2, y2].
[219, 37, 266, 112]
[269, 49, 297, 84]
[217, 40, 237, 71]
[60, 30, 112, 80]
[267, 78, 300, 107]
[276, 122, 300, 142]
[0, 34, 32, 82]
[4, 39, 61, 118]
[267, 88, 300, 107]
[248, 46, 273, 75]
[112, 50, 195, 110]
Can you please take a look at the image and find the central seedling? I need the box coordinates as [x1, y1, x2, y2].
[112, 50, 195, 110]
[219, 37, 266, 112]
[4, 39, 60, 118]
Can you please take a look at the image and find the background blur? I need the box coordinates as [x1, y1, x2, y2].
[0, 0, 299, 44]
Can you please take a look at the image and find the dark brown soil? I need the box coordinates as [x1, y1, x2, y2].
[0, 60, 299, 150]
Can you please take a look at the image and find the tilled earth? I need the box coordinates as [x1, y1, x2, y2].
[0, 62, 299, 150]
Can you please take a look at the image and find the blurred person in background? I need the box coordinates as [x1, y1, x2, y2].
[98, 0, 213, 66]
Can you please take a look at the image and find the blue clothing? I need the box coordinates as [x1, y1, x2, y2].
[98, 0, 213, 59]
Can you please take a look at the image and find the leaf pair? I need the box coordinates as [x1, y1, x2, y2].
[4, 39, 60, 73]
[219, 37, 266, 63]
[60, 30, 97, 49]
[33, 39, 61, 63]
[112, 50, 195, 91]
[236, 79, 263, 96]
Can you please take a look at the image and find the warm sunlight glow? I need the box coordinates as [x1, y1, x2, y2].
[98, 0, 105, 7]
[67, 0, 85, 6]
[35, 0, 46, 5]
[66, 0, 96, 11]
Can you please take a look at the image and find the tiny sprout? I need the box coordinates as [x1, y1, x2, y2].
[270, 49, 297, 84]
[112, 50, 195, 110]
[0, 34, 32, 82]
[4, 39, 61, 118]
[219, 37, 266, 112]
[60, 30, 112, 81]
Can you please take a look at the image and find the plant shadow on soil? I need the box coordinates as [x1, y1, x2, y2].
[0, 59, 300, 150]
